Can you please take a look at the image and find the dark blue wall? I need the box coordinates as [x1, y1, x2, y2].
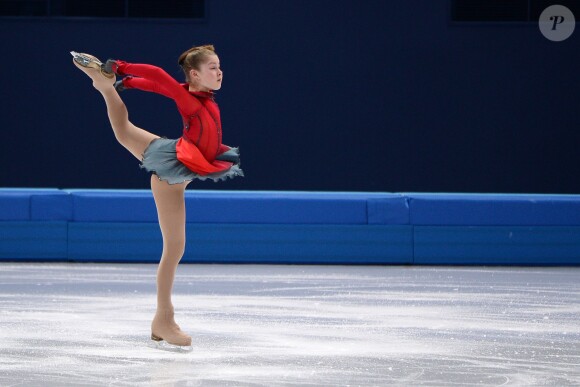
[1, 1, 578, 192]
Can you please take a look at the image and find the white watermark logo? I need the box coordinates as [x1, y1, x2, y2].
[539, 5, 575, 42]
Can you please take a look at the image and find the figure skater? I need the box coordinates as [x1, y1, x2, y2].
[71, 45, 243, 349]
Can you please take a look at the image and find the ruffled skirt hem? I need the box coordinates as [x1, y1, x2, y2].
[140, 138, 244, 185]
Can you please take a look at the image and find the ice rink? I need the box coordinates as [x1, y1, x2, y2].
[1, 263, 579, 386]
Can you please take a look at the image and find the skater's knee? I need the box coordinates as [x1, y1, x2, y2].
[113, 123, 157, 159]
[162, 237, 186, 259]
[113, 126, 142, 156]
[112, 124, 131, 144]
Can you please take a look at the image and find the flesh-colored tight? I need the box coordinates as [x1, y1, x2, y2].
[99, 87, 187, 313]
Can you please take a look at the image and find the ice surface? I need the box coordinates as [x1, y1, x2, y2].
[0, 263, 579, 386]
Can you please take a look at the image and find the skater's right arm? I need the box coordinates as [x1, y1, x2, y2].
[123, 77, 174, 99]
[117, 61, 202, 116]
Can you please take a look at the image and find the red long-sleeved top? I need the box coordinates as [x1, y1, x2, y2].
[116, 61, 233, 176]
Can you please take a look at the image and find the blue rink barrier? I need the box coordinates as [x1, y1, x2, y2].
[0, 189, 579, 265]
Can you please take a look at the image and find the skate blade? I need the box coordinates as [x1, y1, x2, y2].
[70, 51, 89, 66]
[149, 339, 193, 353]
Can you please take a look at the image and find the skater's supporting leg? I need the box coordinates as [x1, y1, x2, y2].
[150, 175, 192, 346]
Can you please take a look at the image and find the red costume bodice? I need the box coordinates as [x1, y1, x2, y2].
[115, 61, 234, 175]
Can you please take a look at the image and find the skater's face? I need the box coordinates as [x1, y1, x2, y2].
[190, 54, 223, 91]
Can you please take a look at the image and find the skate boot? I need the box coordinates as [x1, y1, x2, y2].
[151, 309, 192, 352]
[70, 51, 115, 79]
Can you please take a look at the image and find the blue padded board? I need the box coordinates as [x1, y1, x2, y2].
[3, 189, 580, 265]
[31, 192, 73, 220]
[367, 197, 409, 225]
[0, 194, 30, 220]
[415, 226, 580, 266]
[68, 222, 413, 264]
[0, 189, 70, 260]
[66, 190, 411, 264]
[0, 221, 68, 260]
[186, 224, 412, 264]
[68, 222, 161, 262]
[409, 193, 580, 265]
[67, 190, 409, 225]
[67, 190, 157, 222]
[407, 193, 580, 226]
[0, 189, 72, 221]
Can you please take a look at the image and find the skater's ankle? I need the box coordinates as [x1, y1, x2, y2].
[96, 84, 117, 94]
[155, 305, 175, 313]
[154, 307, 176, 318]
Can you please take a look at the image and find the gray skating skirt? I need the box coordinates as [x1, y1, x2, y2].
[141, 138, 243, 185]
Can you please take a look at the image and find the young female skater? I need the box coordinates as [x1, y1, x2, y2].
[72, 45, 243, 348]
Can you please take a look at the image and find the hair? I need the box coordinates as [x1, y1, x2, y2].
[178, 44, 217, 82]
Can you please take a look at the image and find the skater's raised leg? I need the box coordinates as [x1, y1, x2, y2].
[72, 53, 159, 160]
